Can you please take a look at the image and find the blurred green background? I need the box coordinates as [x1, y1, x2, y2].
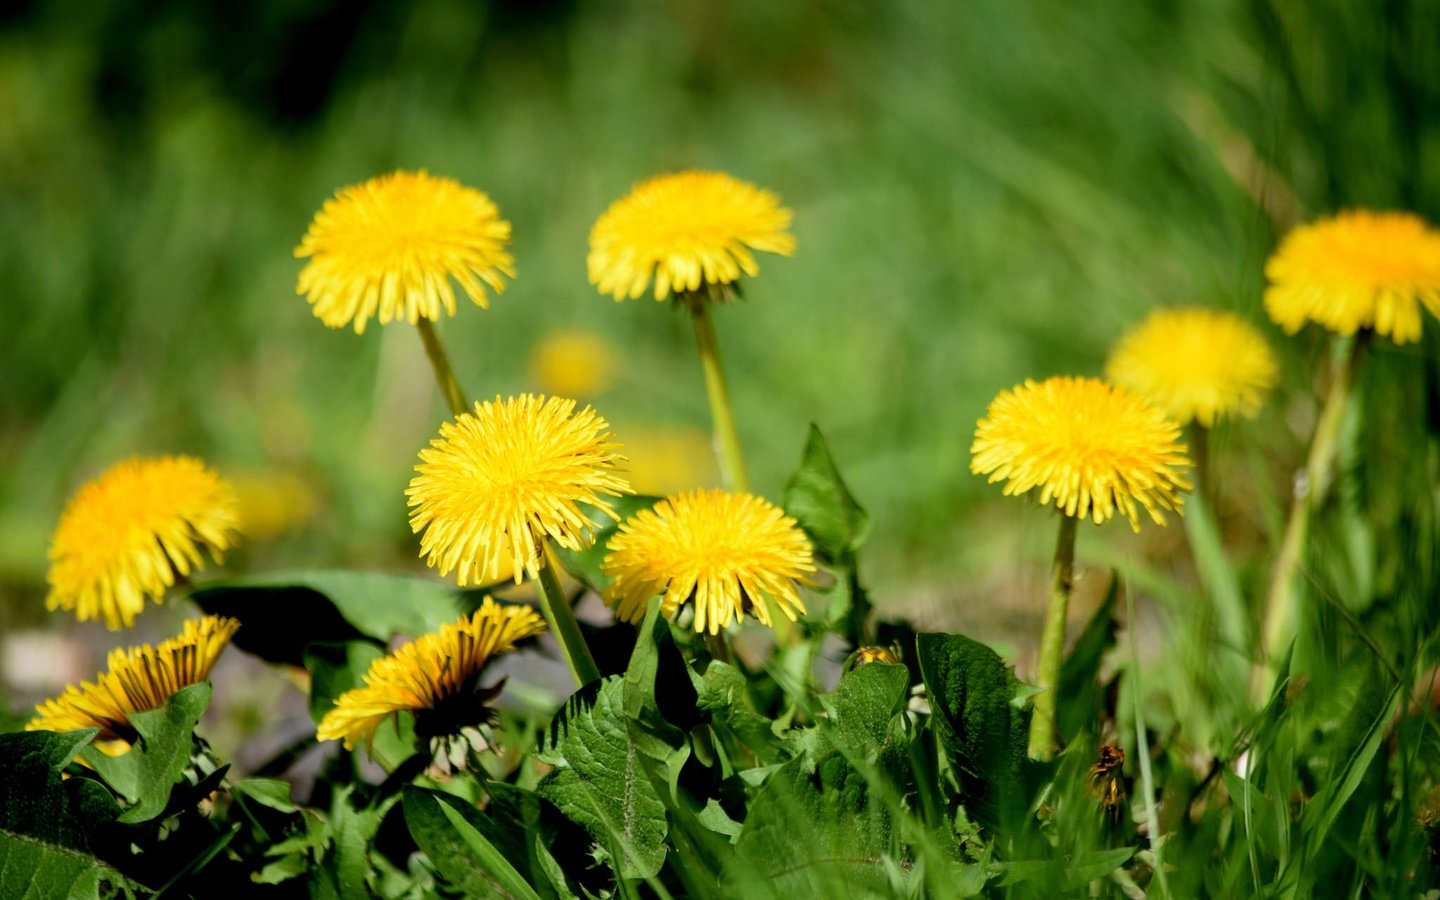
[2, 0, 1437, 657]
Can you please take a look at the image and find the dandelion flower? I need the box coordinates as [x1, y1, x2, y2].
[231, 469, 318, 541]
[295, 170, 515, 334]
[602, 489, 815, 634]
[971, 376, 1192, 531]
[1264, 210, 1440, 344]
[48, 456, 240, 630]
[407, 394, 632, 586]
[28, 616, 240, 743]
[529, 329, 618, 397]
[588, 171, 795, 301]
[1105, 307, 1278, 427]
[316, 599, 546, 757]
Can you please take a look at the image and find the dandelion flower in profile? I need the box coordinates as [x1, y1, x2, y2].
[48, 456, 240, 630]
[588, 171, 795, 301]
[28, 616, 240, 743]
[1264, 210, 1440, 344]
[295, 170, 515, 334]
[1105, 307, 1278, 427]
[407, 394, 632, 586]
[529, 328, 618, 397]
[602, 489, 815, 635]
[971, 376, 1192, 531]
[316, 599, 545, 765]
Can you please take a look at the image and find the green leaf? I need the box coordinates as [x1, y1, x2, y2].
[404, 787, 543, 900]
[190, 570, 479, 665]
[825, 663, 909, 763]
[81, 683, 212, 824]
[998, 846, 1136, 890]
[304, 641, 386, 725]
[916, 633, 1030, 828]
[782, 424, 871, 560]
[0, 831, 135, 900]
[623, 599, 702, 734]
[552, 496, 662, 593]
[538, 677, 669, 879]
[1056, 576, 1118, 742]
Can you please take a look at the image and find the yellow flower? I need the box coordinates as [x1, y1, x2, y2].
[47, 456, 240, 630]
[588, 171, 795, 301]
[529, 329, 618, 397]
[407, 394, 632, 586]
[316, 598, 546, 752]
[28, 616, 240, 743]
[230, 469, 318, 541]
[1105, 308, 1278, 427]
[620, 424, 718, 496]
[295, 170, 515, 334]
[602, 489, 815, 635]
[1264, 210, 1440, 344]
[971, 376, 1192, 531]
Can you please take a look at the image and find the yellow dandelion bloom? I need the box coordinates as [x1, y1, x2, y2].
[1105, 307, 1278, 427]
[1264, 210, 1440, 344]
[28, 616, 240, 743]
[588, 171, 795, 301]
[621, 425, 718, 496]
[48, 456, 240, 630]
[316, 598, 546, 751]
[231, 469, 318, 541]
[295, 170, 515, 334]
[529, 328, 618, 397]
[971, 376, 1192, 531]
[407, 394, 633, 586]
[602, 489, 815, 635]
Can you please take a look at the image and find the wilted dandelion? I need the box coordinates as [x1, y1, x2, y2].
[1264, 210, 1440, 344]
[316, 599, 545, 767]
[1105, 308, 1277, 427]
[970, 376, 1192, 532]
[602, 488, 814, 635]
[295, 170, 514, 334]
[407, 394, 632, 587]
[588, 171, 795, 302]
[47, 456, 240, 630]
[28, 615, 240, 743]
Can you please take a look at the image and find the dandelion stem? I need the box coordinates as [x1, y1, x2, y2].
[1189, 423, 1211, 502]
[1257, 334, 1365, 687]
[703, 631, 733, 665]
[686, 295, 751, 494]
[1028, 512, 1078, 761]
[415, 318, 469, 419]
[534, 542, 601, 687]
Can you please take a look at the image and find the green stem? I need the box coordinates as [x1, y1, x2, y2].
[703, 631, 733, 665]
[1257, 334, 1365, 680]
[534, 542, 601, 687]
[686, 295, 751, 493]
[1028, 513, 1078, 761]
[1189, 422, 1211, 504]
[415, 318, 469, 419]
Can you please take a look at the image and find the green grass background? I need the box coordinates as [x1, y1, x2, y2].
[1, 0, 1435, 639]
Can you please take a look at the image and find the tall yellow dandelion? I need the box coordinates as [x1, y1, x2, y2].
[28, 616, 240, 743]
[602, 489, 815, 635]
[1264, 210, 1440, 344]
[529, 329, 618, 398]
[317, 598, 546, 760]
[1105, 308, 1278, 427]
[295, 170, 514, 334]
[47, 456, 240, 630]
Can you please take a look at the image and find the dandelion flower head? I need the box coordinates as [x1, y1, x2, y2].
[28, 616, 240, 743]
[1264, 210, 1440, 344]
[1105, 307, 1278, 427]
[588, 171, 795, 301]
[316, 598, 546, 751]
[602, 488, 815, 635]
[970, 376, 1192, 531]
[529, 328, 618, 398]
[407, 394, 632, 586]
[48, 456, 240, 630]
[296, 170, 515, 333]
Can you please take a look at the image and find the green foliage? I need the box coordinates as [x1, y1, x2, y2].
[404, 788, 543, 900]
[81, 683, 213, 824]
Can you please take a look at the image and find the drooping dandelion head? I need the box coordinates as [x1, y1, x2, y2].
[295, 170, 515, 334]
[970, 376, 1192, 531]
[47, 456, 240, 630]
[588, 171, 795, 301]
[1264, 210, 1440, 344]
[407, 394, 632, 586]
[601, 489, 815, 635]
[28, 615, 240, 743]
[1105, 307, 1278, 427]
[315, 599, 546, 763]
